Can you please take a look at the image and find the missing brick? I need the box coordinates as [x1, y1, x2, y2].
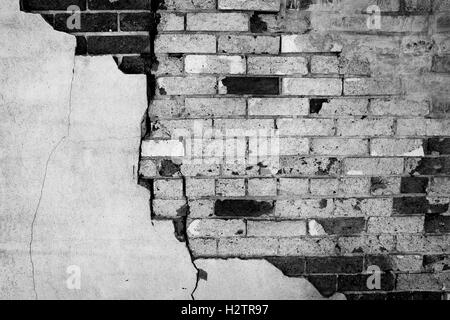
[310, 99, 330, 114]
[250, 12, 268, 33]
[214, 200, 275, 217]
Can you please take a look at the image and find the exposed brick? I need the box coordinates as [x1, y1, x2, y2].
[311, 55, 340, 74]
[278, 178, 309, 196]
[155, 34, 216, 54]
[186, 178, 215, 198]
[365, 255, 423, 272]
[279, 138, 310, 156]
[310, 98, 368, 116]
[158, 12, 185, 31]
[55, 13, 118, 33]
[278, 237, 337, 256]
[396, 234, 450, 253]
[189, 200, 215, 218]
[218, 0, 281, 11]
[371, 97, 429, 116]
[187, 219, 246, 238]
[334, 198, 392, 217]
[370, 139, 424, 156]
[424, 215, 450, 234]
[152, 199, 187, 219]
[217, 237, 279, 257]
[405, 157, 450, 175]
[277, 118, 335, 136]
[184, 98, 246, 118]
[248, 98, 309, 116]
[120, 12, 153, 31]
[310, 138, 368, 156]
[367, 217, 424, 234]
[218, 35, 280, 54]
[344, 78, 402, 96]
[22, 0, 87, 10]
[306, 256, 363, 274]
[281, 34, 343, 53]
[344, 158, 403, 176]
[337, 118, 394, 137]
[248, 178, 277, 196]
[371, 177, 401, 196]
[393, 197, 449, 215]
[247, 221, 307, 237]
[396, 273, 450, 291]
[88, 36, 151, 55]
[265, 257, 305, 276]
[187, 13, 249, 31]
[338, 273, 395, 292]
[311, 218, 366, 235]
[428, 177, 450, 195]
[307, 275, 337, 298]
[338, 235, 396, 254]
[157, 76, 217, 95]
[219, 77, 279, 95]
[88, 0, 151, 10]
[185, 55, 246, 74]
[154, 179, 184, 199]
[190, 238, 218, 257]
[279, 156, 341, 176]
[275, 199, 334, 218]
[161, 0, 216, 10]
[425, 138, 450, 155]
[400, 177, 429, 194]
[216, 179, 246, 197]
[282, 78, 342, 96]
[248, 56, 308, 75]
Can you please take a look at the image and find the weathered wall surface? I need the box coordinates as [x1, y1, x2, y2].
[1, 2, 195, 299]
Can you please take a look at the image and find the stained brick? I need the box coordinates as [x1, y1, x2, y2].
[424, 215, 450, 234]
[393, 197, 449, 215]
[400, 177, 429, 194]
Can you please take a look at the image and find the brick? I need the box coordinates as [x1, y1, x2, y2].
[154, 56, 184, 76]
[215, 119, 274, 131]
[393, 197, 449, 215]
[278, 178, 309, 196]
[344, 78, 402, 95]
[152, 199, 187, 219]
[187, 219, 245, 238]
[217, 237, 279, 257]
[406, 157, 450, 176]
[247, 221, 307, 237]
[87, 36, 150, 55]
[400, 177, 429, 194]
[310, 218, 366, 236]
[423, 254, 450, 272]
[157, 76, 217, 95]
[215, 200, 274, 217]
[279, 137, 309, 156]
[338, 235, 396, 254]
[158, 12, 185, 31]
[189, 238, 217, 257]
[279, 156, 341, 176]
[425, 215, 450, 234]
[397, 273, 450, 291]
[282, 34, 343, 53]
[218, 35, 280, 54]
[277, 118, 335, 136]
[282, 78, 342, 96]
[187, 13, 249, 31]
[216, 179, 246, 197]
[306, 256, 363, 274]
[248, 56, 308, 75]
[185, 55, 246, 74]
[279, 237, 337, 256]
[88, 0, 151, 10]
[310, 98, 368, 116]
[367, 217, 424, 234]
[396, 234, 450, 253]
[117, 56, 151, 74]
[54, 13, 118, 33]
[162, 0, 216, 10]
[370, 139, 424, 156]
[248, 178, 277, 196]
[370, 177, 401, 196]
[344, 158, 403, 176]
[425, 138, 450, 155]
[218, 0, 281, 11]
[311, 56, 340, 74]
[186, 178, 215, 198]
[371, 97, 430, 116]
[310, 179, 339, 196]
[310, 138, 368, 156]
[275, 199, 334, 218]
[188, 200, 214, 218]
[139, 159, 157, 178]
[429, 177, 450, 195]
[334, 198, 392, 217]
[141, 140, 184, 157]
[184, 98, 246, 118]
[248, 98, 309, 116]
[119, 12, 152, 31]
[154, 179, 184, 199]
[337, 118, 394, 137]
[155, 34, 216, 54]
[219, 77, 279, 95]
[23, 0, 87, 10]
[181, 163, 220, 177]
[338, 273, 395, 292]
[75, 36, 87, 55]
[340, 178, 371, 195]
[397, 119, 450, 136]
[265, 257, 305, 276]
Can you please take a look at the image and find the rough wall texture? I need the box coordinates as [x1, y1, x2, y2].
[17, 0, 450, 300]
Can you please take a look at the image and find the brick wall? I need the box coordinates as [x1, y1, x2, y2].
[23, 0, 450, 300]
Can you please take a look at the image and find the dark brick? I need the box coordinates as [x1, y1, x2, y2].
[370, 177, 393, 194]
[425, 215, 450, 233]
[425, 138, 450, 155]
[400, 177, 429, 194]
[75, 36, 87, 55]
[365, 255, 394, 272]
[250, 13, 268, 33]
[221, 77, 279, 95]
[54, 13, 118, 33]
[437, 15, 450, 33]
[386, 292, 444, 300]
[116, 56, 151, 74]
[393, 197, 449, 215]
[87, 36, 151, 55]
[407, 157, 450, 175]
[88, 0, 151, 10]
[423, 255, 450, 272]
[158, 159, 181, 177]
[432, 55, 450, 73]
[310, 99, 329, 114]
[120, 13, 153, 32]
[265, 257, 305, 276]
[307, 275, 337, 298]
[432, 98, 450, 116]
[22, 0, 87, 11]
[214, 200, 274, 217]
[306, 256, 363, 274]
[315, 218, 366, 235]
[338, 273, 395, 292]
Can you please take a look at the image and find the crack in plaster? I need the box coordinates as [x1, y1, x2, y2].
[29, 60, 75, 300]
